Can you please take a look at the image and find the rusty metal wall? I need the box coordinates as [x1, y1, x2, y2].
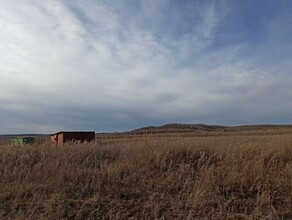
[57, 133, 64, 146]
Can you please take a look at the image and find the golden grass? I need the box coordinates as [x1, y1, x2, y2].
[0, 132, 292, 219]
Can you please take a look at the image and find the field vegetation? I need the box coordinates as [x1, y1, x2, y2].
[1, 128, 292, 219]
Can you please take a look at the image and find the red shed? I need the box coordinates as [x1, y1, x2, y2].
[50, 131, 95, 146]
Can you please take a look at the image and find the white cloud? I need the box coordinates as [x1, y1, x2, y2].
[0, 0, 292, 133]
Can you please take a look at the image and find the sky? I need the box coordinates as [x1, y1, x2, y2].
[0, 0, 292, 134]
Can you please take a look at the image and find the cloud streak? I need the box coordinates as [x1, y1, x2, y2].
[0, 0, 292, 133]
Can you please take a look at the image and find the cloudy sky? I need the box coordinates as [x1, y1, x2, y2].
[0, 0, 292, 134]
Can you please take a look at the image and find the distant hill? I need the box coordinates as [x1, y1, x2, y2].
[129, 123, 292, 134]
[2, 124, 292, 139]
[0, 134, 49, 141]
[129, 123, 227, 134]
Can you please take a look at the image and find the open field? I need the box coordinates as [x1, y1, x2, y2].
[1, 129, 292, 219]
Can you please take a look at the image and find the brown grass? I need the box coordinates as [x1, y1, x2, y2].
[1, 132, 292, 219]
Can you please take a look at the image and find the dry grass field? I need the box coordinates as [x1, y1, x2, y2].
[1, 129, 292, 219]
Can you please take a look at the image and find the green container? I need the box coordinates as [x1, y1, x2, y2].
[13, 137, 35, 145]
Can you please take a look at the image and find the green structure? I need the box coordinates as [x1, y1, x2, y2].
[12, 137, 35, 145]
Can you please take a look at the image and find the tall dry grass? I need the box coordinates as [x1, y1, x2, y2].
[0, 133, 292, 219]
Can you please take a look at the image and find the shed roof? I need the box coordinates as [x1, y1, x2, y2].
[51, 131, 95, 136]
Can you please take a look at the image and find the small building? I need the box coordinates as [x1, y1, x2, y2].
[50, 131, 95, 146]
[12, 137, 35, 146]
